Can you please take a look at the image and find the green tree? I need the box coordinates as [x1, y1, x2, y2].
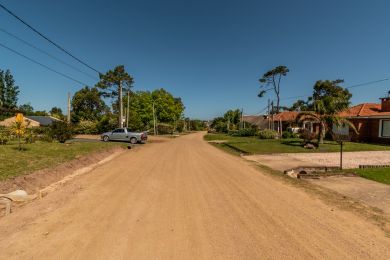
[71, 86, 107, 122]
[223, 109, 241, 130]
[312, 79, 352, 113]
[297, 80, 355, 144]
[210, 117, 227, 133]
[19, 103, 34, 115]
[96, 65, 134, 127]
[0, 69, 19, 109]
[50, 106, 64, 120]
[258, 66, 289, 113]
[289, 99, 311, 111]
[33, 110, 48, 116]
[152, 89, 184, 124]
[126, 91, 154, 130]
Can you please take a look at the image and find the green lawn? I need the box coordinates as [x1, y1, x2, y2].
[0, 141, 124, 180]
[204, 134, 390, 154]
[355, 168, 390, 185]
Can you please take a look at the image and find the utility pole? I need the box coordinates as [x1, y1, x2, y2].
[119, 80, 123, 128]
[241, 108, 244, 130]
[126, 91, 130, 128]
[271, 101, 274, 131]
[152, 101, 157, 135]
[227, 116, 230, 131]
[67, 92, 71, 123]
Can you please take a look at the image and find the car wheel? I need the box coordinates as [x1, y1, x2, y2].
[130, 137, 137, 144]
[103, 135, 109, 142]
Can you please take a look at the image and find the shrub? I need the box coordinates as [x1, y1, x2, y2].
[31, 127, 53, 142]
[96, 116, 117, 133]
[156, 123, 174, 135]
[258, 129, 278, 139]
[73, 120, 98, 134]
[229, 128, 257, 137]
[49, 121, 74, 143]
[24, 128, 36, 144]
[282, 131, 300, 139]
[0, 127, 10, 145]
[300, 129, 317, 144]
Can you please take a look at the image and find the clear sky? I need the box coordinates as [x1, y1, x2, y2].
[1, 0, 390, 119]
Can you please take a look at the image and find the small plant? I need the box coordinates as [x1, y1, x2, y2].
[11, 113, 28, 150]
[258, 129, 278, 139]
[300, 129, 317, 144]
[49, 121, 74, 143]
[282, 131, 300, 139]
[156, 123, 174, 135]
[229, 128, 257, 137]
[0, 127, 10, 145]
[24, 128, 38, 144]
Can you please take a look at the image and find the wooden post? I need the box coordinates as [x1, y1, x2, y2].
[126, 91, 130, 128]
[340, 141, 343, 170]
[119, 81, 123, 128]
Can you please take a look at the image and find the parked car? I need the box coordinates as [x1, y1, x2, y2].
[101, 128, 147, 144]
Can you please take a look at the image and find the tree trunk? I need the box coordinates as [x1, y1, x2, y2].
[318, 122, 325, 145]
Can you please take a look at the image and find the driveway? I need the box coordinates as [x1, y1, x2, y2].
[0, 132, 389, 259]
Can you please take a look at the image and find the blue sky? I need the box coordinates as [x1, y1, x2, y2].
[1, 0, 390, 119]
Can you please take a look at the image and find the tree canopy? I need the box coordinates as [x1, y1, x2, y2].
[71, 86, 107, 122]
[258, 65, 289, 113]
[125, 89, 185, 131]
[50, 107, 64, 119]
[96, 65, 134, 127]
[312, 79, 352, 114]
[297, 79, 354, 144]
[0, 69, 19, 110]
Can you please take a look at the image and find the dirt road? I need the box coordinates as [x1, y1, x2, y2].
[0, 132, 389, 259]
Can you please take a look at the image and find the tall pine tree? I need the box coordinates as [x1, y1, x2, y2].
[0, 69, 19, 109]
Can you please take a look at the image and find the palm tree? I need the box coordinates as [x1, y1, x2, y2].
[297, 98, 357, 145]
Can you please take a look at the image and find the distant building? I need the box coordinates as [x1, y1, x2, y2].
[242, 115, 269, 129]
[0, 115, 61, 127]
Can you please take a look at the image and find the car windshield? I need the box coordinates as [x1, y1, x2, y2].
[126, 128, 132, 132]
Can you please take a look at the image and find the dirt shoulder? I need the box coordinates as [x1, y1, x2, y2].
[0, 146, 124, 194]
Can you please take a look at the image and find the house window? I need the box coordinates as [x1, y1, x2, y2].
[381, 120, 390, 137]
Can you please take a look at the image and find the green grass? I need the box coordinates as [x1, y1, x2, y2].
[0, 141, 124, 180]
[204, 134, 390, 154]
[355, 168, 390, 185]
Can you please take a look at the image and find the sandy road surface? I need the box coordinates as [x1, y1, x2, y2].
[0, 132, 389, 259]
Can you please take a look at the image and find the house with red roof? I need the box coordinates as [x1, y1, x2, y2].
[265, 111, 320, 134]
[339, 96, 390, 144]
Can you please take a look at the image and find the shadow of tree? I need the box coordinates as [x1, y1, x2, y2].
[281, 140, 303, 147]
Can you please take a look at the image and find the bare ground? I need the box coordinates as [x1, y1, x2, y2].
[307, 176, 390, 215]
[0, 146, 124, 194]
[0, 132, 389, 259]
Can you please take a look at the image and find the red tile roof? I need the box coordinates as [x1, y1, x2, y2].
[339, 103, 390, 117]
[273, 111, 299, 122]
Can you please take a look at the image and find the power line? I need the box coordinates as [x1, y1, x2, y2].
[345, 78, 390, 89]
[275, 78, 390, 103]
[0, 41, 90, 86]
[0, 3, 101, 74]
[0, 27, 98, 80]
